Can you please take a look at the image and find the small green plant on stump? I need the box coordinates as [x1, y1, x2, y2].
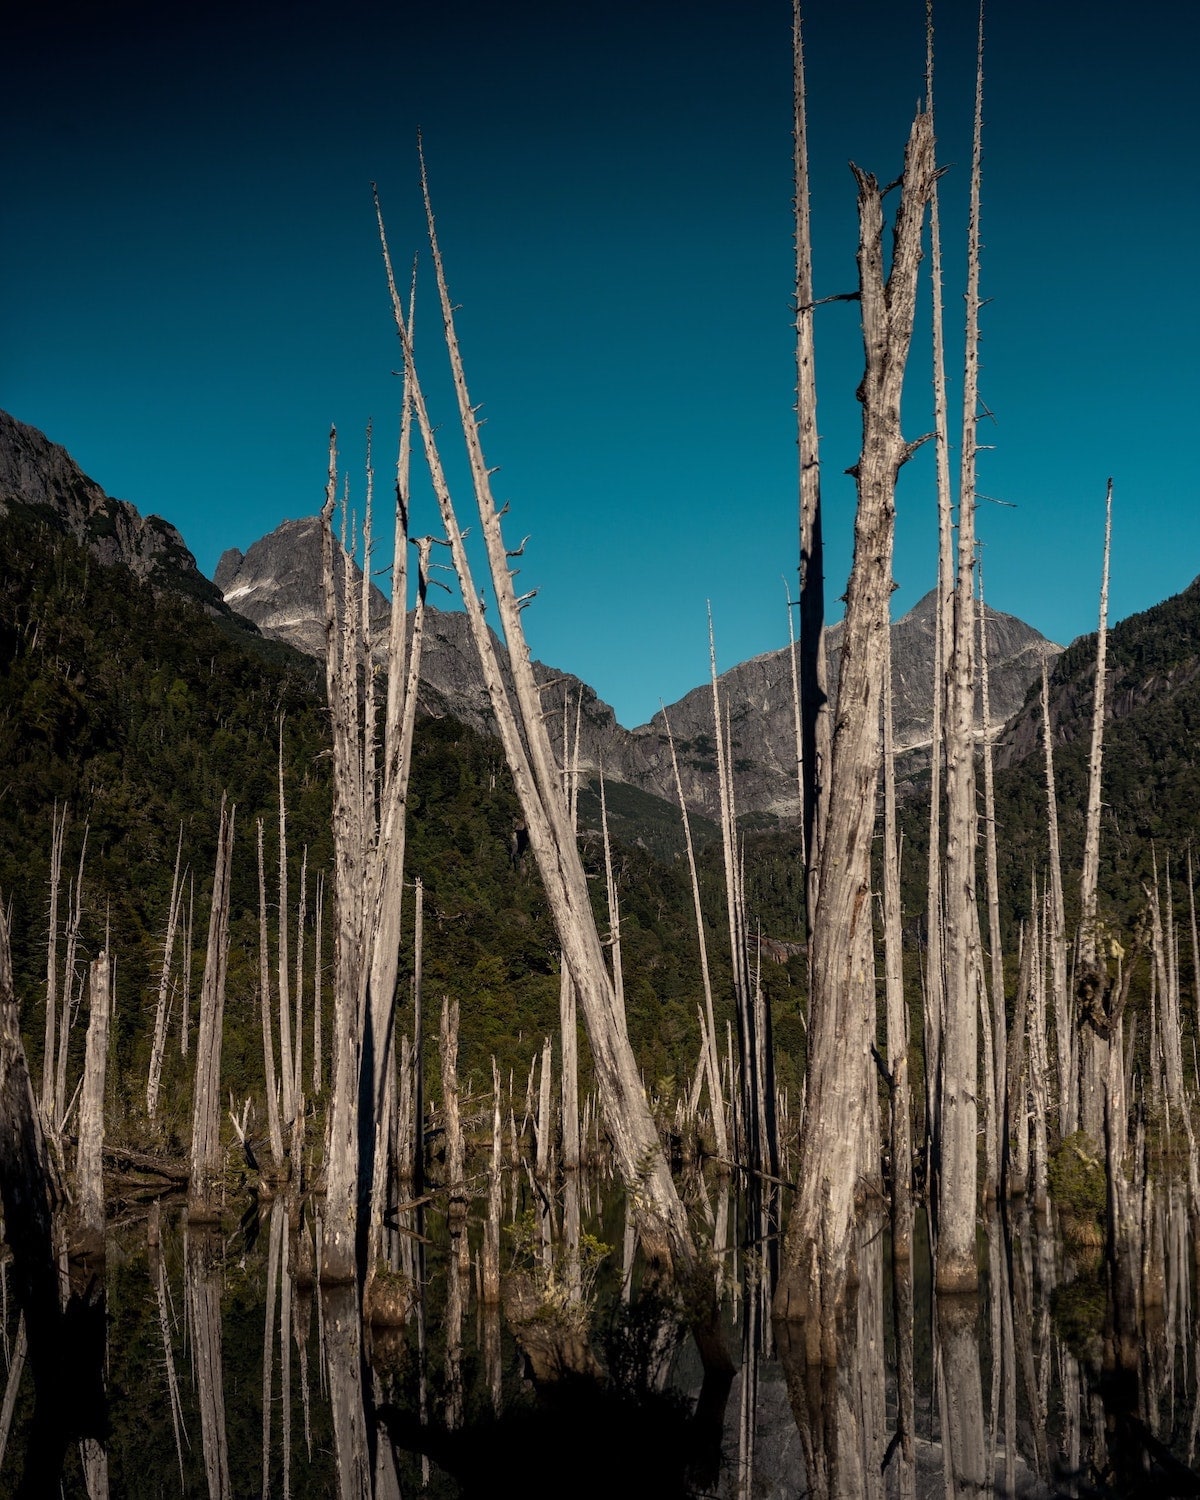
[1048, 1130, 1107, 1245]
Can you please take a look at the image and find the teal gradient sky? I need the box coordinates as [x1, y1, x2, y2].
[4, 1, 1197, 727]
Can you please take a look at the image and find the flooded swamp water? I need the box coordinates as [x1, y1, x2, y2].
[2, 1166, 1199, 1498]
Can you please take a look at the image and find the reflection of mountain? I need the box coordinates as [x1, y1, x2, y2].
[219, 518, 1061, 824]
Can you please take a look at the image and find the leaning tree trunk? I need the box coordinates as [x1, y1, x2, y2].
[774, 109, 935, 1361]
[376, 173, 718, 1326]
[188, 797, 235, 1224]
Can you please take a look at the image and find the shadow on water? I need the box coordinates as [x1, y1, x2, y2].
[6, 1168, 1200, 1495]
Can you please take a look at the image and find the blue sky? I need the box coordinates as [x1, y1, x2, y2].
[4, 1, 1197, 728]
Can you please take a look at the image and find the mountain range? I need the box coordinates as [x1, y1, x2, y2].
[0, 407, 1092, 837]
[216, 514, 1062, 824]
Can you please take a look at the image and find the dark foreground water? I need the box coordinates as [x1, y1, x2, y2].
[2, 1167, 1198, 1497]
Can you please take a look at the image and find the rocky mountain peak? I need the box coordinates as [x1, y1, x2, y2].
[0, 409, 225, 610]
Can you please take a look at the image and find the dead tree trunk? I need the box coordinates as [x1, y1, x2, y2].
[377, 174, 719, 1332]
[74, 952, 111, 1256]
[188, 797, 235, 1224]
[937, 4, 986, 1293]
[664, 706, 728, 1160]
[977, 570, 1006, 1197]
[793, 0, 829, 915]
[882, 630, 912, 1263]
[1041, 662, 1074, 1138]
[257, 821, 285, 1175]
[774, 110, 935, 1358]
[1078, 480, 1113, 1142]
[41, 805, 66, 1122]
[146, 825, 184, 1124]
[277, 725, 295, 1137]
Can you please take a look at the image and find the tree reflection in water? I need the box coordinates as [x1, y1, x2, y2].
[2, 1175, 1200, 1495]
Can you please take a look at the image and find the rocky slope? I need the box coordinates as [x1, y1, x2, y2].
[219, 518, 1062, 824]
[0, 409, 228, 612]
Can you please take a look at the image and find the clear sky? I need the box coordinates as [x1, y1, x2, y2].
[4, 1, 1197, 728]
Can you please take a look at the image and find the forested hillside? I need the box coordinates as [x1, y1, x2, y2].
[0, 504, 809, 1150]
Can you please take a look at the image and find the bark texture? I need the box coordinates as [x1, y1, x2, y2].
[774, 110, 935, 1360]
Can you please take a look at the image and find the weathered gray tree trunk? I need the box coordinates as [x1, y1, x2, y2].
[936, 5, 986, 1293]
[881, 630, 912, 1263]
[146, 825, 184, 1124]
[186, 1231, 232, 1499]
[376, 173, 719, 1335]
[75, 951, 111, 1254]
[257, 820, 285, 1174]
[977, 571, 1006, 1197]
[41, 804, 66, 1122]
[923, 7, 954, 1164]
[189, 797, 235, 1224]
[664, 706, 728, 1159]
[1078, 481, 1113, 1141]
[774, 110, 935, 1358]
[793, 0, 829, 914]
[1040, 663, 1074, 1138]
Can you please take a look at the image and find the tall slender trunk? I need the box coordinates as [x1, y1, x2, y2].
[882, 628, 912, 1262]
[793, 0, 829, 915]
[377, 174, 714, 1311]
[189, 798, 235, 1223]
[75, 951, 111, 1252]
[278, 725, 294, 1134]
[775, 110, 936, 1357]
[1078, 481, 1113, 1141]
[923, 0, 954, 1168]
[663, 706, 728, 1160]
[977, 570, 1006, 1196]
[146, 825, 185, 1123]
[936, 2, 986, 1293]
[41, 805, 66, 1120]
[1041, 662, 1074, 1136]
[258, 820, 285, 1174]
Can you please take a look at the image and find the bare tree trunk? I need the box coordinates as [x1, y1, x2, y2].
[181, 874, 193, 1060]
[482, 1057, 502, 1305]
[55, 829, 88, 1132]
[440, 996, 465, 1210]
[258, 821, 285, 1175]
[1041, 662, 1074, 1138]
[312, 872, 323, 1096]
[74, 951, 111, 1255]
[977, 570, 1006, 1197]
[793, 0, 829, 909]
[1030, 888, 1050, 1212]
[146, 825, 185, 1124]
[664, 706, 728, 1160]
[41, 804, 66, 1120]
[187, 1232, 232, 1499]
[937, 4, 986, 1294]
[922, 0, 954, 1168]
[278, 725, 294, 1135]
[774, 110, 935, 1358]
[882, 630, 912, 1263]
[189, 797, 235, 1224]
[1078, 481, 1113, 1141]
[377, 176, 717, 1322]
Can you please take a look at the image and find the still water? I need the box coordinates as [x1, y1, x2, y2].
[2, 1168, 1198, 1497]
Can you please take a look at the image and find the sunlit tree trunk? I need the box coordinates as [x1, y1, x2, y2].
[774, 109, 935, 1358]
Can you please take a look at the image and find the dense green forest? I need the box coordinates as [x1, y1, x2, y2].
[0, 505, 809, 1153]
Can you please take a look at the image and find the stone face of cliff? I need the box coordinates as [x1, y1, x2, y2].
[220, 519, 1062, 825]
[0, 409, 227, 610]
